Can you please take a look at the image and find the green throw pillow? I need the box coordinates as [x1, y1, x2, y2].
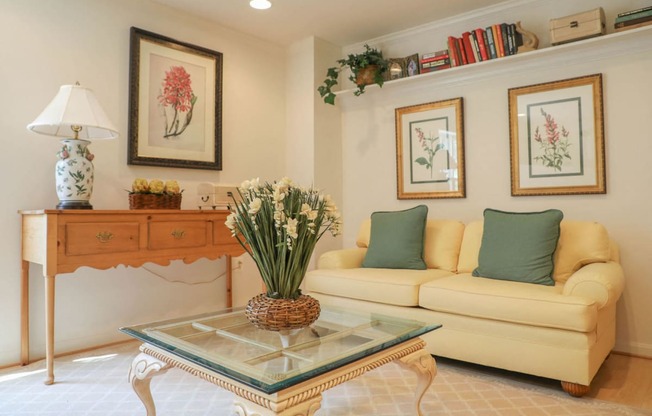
[362, 205, 428, 270]
[472, 208, 563, 285]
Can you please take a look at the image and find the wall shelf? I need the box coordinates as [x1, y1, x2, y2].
[335, 25, 652, 98]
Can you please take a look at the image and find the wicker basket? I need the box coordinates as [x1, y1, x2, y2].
[245, 293, 321, 332]
[129, 193, 182, 210]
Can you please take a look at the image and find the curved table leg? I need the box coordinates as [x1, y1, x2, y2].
[234, 395, 322, 416]
[129, 352, 171, 416]
[397, 349, 437, 416]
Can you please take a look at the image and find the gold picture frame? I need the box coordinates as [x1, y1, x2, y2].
[508, 74, 605, 196]
[395, 98, 465, 199]
[127, 27, 223, 170]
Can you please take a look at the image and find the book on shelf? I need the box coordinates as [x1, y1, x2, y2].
[434, 21, 520, 70]
[420, 49, 448, 61]
[420, 64, 451, 73]
[469, 33, 481, 62]
[470, 30, 484, 61]
[475, 28, 490, 60]
[617, 5, 652, 18]
[485, 26, 498, 59]
[615, 19, 652, 31]
[504, 23, 520, 56]
[490, 25, 502, 57]
[614, 14, 652, 28]
[421, 58, 450, 69]
[482, 30, 492, 58]
[461, 32, 477, 64]
[615, 8, 652, 23]
[447, 36, 462, 67]
[457, 37, 468, 65]
[500, 23, 514, 56]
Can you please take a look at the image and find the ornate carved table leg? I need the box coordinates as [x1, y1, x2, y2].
[234, 394, 322, 416]
[129, 352, 171, 416]
[397, 349, 437, 416]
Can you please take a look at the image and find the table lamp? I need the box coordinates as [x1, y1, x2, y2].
[27, 83, 118, 209]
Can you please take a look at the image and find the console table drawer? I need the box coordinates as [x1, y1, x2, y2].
[65, 222, 140, 255]
[212, 215, 234, 245]
[148, 221, 208, 250]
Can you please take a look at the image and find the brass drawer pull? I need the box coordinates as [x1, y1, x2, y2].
[171, 229, 185, 239]
[96, 231, 114, 243]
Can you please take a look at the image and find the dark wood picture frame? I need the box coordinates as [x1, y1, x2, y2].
[128, 27, 223, 170]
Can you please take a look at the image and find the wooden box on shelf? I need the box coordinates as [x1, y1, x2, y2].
[550, 7, 606, 45]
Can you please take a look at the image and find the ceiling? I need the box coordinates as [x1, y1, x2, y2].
[151, 0, 510, 47]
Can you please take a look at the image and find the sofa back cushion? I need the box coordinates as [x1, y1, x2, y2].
[456, 221, 484, 274]
[457, 219, 612, 283]
[357, 218, 464, 272]
[553, 221, 612, 282]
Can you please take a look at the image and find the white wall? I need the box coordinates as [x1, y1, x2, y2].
[329, 0, 652, 357]
[1, 0, 286, 366]
[3, 0, 650, 371]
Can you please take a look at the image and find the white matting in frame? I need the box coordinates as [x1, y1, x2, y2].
[395, 98, 465, 199]
[509, 74, 605, 196]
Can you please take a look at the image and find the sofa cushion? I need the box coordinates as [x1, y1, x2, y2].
[362, 205, 428, 270]
[304, 267, 454, 307]
[419, 274, 598, 332]
[472, 209, 563, 286]
[357, 218, 465, 272]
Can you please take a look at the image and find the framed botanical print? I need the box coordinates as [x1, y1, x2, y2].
[508, 74, 605, 196]
[395, 98, 465, 199]
[128, 27, 223, 170]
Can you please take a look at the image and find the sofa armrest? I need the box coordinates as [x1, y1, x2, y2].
[562, 262, 624, 308]
[317, 248, 367, 269]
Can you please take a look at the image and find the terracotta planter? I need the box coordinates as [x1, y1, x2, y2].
[355, 65, 379, 86]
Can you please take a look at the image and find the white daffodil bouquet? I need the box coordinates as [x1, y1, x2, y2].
[226, 177, 341, 299]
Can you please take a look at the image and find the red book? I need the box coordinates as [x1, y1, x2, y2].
[447, 36, 460, 67]
[457, 37, 467, 65]
[421, 49, 449, 60]
[474, 28, 489, 61]
[420, 54, 450, 64]
[461, 32, 476, 64]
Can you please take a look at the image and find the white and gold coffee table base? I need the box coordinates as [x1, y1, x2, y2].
[129, 338, 436, 416]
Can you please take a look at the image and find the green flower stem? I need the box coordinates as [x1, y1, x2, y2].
[227, 180, 340, 299]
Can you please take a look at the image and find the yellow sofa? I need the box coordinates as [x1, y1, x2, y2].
[304, 218, 624, 397]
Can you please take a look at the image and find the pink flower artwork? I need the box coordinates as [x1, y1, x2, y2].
[158, 66, 197, 138]
[532, 108, 572, 172]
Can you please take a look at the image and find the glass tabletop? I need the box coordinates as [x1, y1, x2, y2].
[120, 305, 440, 394]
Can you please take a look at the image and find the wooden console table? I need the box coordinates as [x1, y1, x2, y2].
[19, 209, 245, 385]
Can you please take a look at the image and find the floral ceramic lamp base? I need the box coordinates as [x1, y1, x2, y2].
[55, 138, 94, 210]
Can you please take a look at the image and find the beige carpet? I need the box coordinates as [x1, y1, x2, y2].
[0, 342, 649, 416]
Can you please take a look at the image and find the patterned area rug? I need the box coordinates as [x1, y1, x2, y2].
[1, 342, 649, 416]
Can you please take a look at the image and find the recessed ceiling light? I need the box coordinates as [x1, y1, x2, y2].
[250, 0, 271, 10]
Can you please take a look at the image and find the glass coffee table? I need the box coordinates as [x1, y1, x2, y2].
[120, 305, 440, 416]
